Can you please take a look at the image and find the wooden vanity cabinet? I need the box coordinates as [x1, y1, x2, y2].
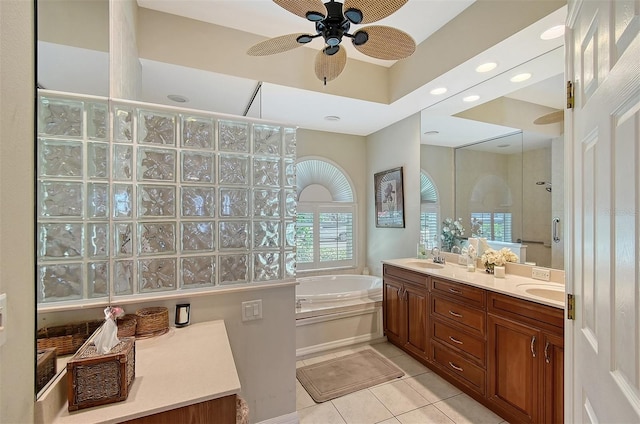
[382, 265, 565, 424]
[487, 292, 564, 424]
[383, 265, 429, 360]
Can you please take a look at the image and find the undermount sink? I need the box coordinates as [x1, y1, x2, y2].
[405, 261, 444, 270]
[516, 283, 565, 302]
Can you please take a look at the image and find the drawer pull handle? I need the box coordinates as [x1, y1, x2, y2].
[531, 336, 537, 357]
[544, 341, 550, 363]
[449, 336, 463, 345]
[448, 361, 464, 372]
[448, 310, 463, 318]
[448, 288, 462, 294]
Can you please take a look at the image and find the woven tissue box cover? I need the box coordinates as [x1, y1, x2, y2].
[67, 337, 135, 411]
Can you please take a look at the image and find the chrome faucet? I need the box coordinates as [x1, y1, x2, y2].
[296, 298, 307, 309]
[431, 247, 446, 264]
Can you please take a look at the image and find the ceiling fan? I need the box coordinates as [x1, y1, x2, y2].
[247, 0, 416, 84]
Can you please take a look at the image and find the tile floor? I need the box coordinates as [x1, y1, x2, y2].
[296, 341, 508, 424]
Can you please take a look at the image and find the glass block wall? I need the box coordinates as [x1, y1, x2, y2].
[36, 91, 296, 306]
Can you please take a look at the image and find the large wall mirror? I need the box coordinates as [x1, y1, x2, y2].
[419, 7, 565, 270]
[36, 0, 110, 398]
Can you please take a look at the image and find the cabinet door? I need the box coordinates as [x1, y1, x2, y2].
[543, 332, 563, 424]
[383, 279, 404, 343]
[404, 284, 428, 358]
[488, 314, 540, 424]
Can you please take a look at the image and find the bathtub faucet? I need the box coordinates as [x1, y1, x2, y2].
[296, 298, 307, 309]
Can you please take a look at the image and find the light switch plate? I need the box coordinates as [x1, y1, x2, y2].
[241, 299, 263, 322]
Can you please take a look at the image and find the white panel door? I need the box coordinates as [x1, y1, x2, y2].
[566, 0, 640, 422]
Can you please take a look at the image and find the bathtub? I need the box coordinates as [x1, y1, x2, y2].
[296, 274, 382, 304]
[295, 274, 384, 357]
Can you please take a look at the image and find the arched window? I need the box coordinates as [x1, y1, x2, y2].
[296, 158, 356, 271]
[420, 170, 440, 247]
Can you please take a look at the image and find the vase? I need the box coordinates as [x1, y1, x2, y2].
[485, 263, 495, 274]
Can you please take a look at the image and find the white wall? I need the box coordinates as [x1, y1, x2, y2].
[366, 113, 421, 276]
[0, 1, 35, 423]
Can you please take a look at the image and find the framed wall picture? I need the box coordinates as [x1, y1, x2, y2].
[374, 167, 405, 228]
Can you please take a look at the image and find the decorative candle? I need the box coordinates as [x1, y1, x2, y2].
[494, 266, 506, 278]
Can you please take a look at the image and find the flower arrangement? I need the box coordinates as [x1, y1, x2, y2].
[481, 248, 519, 273]
[441, 217, 465, 252]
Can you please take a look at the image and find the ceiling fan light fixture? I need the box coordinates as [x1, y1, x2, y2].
[296, 34, 314, 44]
[324, 45, 340, 56]
[344, 8, 363, 24]
[352, 30, 369, 46]
[510, 72, 532, 82]
[306, 11, 325, 22]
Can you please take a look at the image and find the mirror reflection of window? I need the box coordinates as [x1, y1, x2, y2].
[419, 171, 440, 249]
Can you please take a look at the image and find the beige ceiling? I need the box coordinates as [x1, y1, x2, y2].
[37, 0, 567, 146]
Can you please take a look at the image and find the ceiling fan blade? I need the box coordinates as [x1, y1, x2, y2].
[344, 0, 408, 24]
[352, 26, 415, 60]
[534, 110, 564, 125]
[247, 33, 309, 56]
[273, 0, 326, 20]
[314, 46, 347, 83]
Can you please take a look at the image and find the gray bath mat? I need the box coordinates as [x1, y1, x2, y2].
[297, 349, 404, 402]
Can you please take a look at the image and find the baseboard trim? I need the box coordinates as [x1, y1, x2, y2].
[256, 411, 299, 424]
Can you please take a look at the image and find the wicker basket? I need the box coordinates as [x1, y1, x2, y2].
[135, 307, 169, 338]
[36, 348, 57, 393]
[37, 320, 103, 355]
[116, 314, 137, 338]
[67, 337, 135, 411]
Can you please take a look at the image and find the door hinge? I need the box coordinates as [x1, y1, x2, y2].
[566, 81, 574, 109]
[567, 293, 575, 320]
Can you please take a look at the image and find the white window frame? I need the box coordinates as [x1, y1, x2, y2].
[296, 202, 356, 271]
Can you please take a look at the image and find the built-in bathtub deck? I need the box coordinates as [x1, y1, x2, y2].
[295, 275, 384, 357]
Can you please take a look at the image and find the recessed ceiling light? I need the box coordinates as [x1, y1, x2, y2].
[463, 95, 480, 102]
[423, 130, 440, 135]
[324, 115, 341, 121]
[540, 25, 565, 40]
[510, 73, 532, 82]
[430, 87, 447, 95]
[475, 62, 497, 73]
[167, 94, 188, 103]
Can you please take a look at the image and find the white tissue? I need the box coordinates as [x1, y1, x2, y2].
[93, 307, 120, 354]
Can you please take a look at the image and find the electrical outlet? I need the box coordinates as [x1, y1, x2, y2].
[532, 268, 550, 281]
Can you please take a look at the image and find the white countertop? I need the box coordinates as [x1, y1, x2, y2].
[47, 320, 241, 424]
[383, 258, 565, 309]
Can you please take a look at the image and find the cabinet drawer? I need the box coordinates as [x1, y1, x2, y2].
[488, 292, 564, 333]
[384, 265, 428, 287]
[432, 341, 486, 395]
[432, 295, 485, 337]
[432, 319, 486, 366]
[431, 278, 486, 308]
